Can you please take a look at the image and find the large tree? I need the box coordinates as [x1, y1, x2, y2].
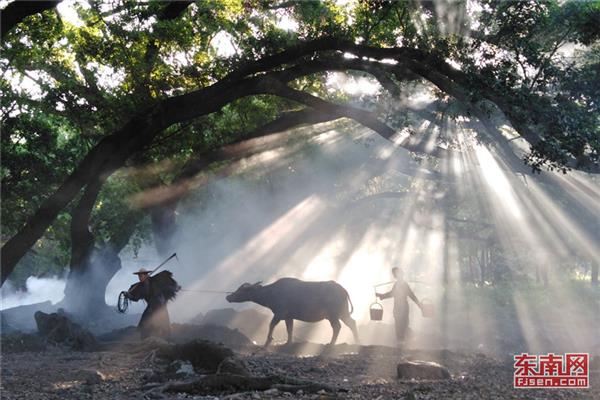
[1, 0, 598, 306]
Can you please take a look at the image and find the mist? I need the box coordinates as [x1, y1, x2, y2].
[5, 106, 599, 354]
[0, 277, 66, 310]
[119, 109, 599, 353]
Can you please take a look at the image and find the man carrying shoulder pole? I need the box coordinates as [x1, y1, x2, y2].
[376, 267, 423, 348]
[121, 253, 180, 340]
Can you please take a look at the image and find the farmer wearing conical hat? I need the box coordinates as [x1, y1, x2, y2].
[124, 267, 180, 340]
[376, 267, 422, 346]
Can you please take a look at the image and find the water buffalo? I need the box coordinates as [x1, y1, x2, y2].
[226, 277, 359, 346]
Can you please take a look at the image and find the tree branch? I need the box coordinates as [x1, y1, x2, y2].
[0, 46, 463, 283]
[1, 1, 61, 38]
[134, 109, 342, 209]
[264, 78, 396, 138]
[3, 35, 596, 284]
[69, 176, 104, 271]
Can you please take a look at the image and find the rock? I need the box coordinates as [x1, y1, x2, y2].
[158, 339, 246, 375]
[397, 360, 451, 380]
[34, 311, 99, 351]
[59, 303, 143, 335]
[217, 356, 249, 376]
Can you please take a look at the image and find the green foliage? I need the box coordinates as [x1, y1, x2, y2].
[1, 0, 598, 284]
[0, 89, 88, 239]
[464, 0, 600, 171]
[292, 0, 349, 38]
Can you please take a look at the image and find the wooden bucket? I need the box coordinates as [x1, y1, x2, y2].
[421, 299, 434, 318]
[369, 302, 384, 321]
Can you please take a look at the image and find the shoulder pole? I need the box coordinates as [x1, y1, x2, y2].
[150, 253, 177, 276]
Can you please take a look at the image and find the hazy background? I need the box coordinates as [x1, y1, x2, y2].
[3, 110, 598, 354]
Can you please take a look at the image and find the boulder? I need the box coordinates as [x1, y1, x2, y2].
[34, 311, 98, 351]
[397, 360, 451, 380]
[217, 356, 250, 376]
[157, 339, 246, 375]
[51, 301, 143, 335]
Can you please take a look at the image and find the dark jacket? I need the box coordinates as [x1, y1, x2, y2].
[126, 271, 179, 339]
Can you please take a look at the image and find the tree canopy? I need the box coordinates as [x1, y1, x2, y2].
[1, 0, 599, 288]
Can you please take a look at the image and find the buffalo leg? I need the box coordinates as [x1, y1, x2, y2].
[265, 316, 281, 347]
[341, 315, 360, 344]
[284, 319, 294, 344]
[329, 319, 341, 345]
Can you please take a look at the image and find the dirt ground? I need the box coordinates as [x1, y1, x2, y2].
[1, 341, 598, 400]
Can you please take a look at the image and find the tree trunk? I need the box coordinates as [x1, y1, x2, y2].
[61, 175, 142, 314]
[62, 246, 123, 315]
[0, 113, 165, 285]
[61, 179, 125, 314]
[61, 177, 103, 313]
[0, 77, 253, 284]
[61, 212, 141, 315]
